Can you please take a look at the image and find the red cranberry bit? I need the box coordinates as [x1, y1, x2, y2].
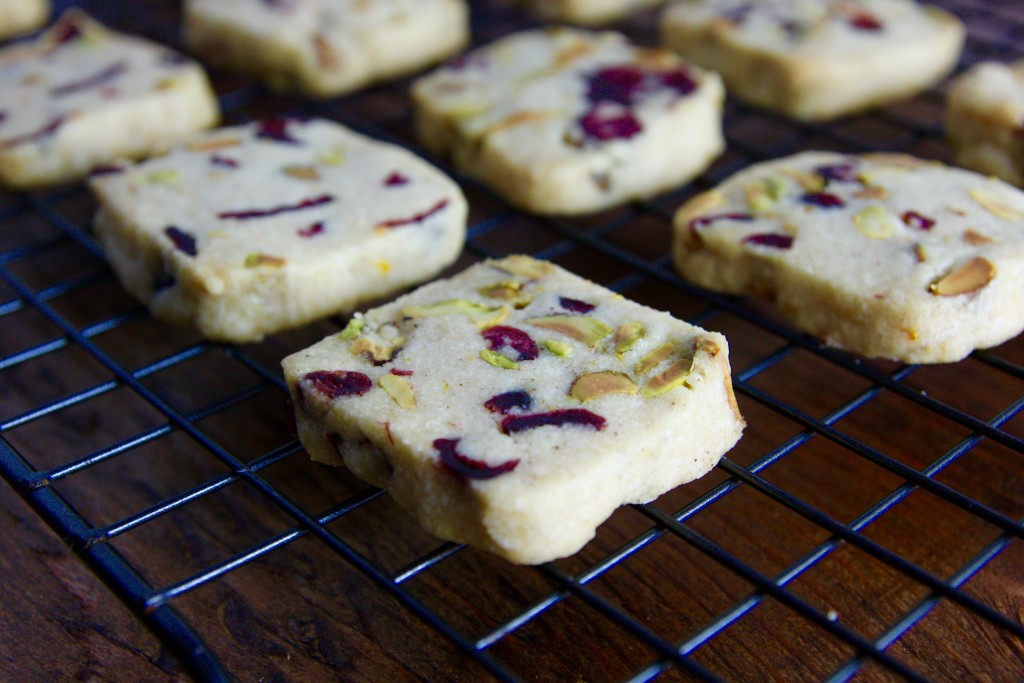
[256, 117, 303, 144]
[501, 409, 607, 434]
[815, 162, 859, 183]
[51, 61, 128, 97]
[743, 233, 794, 249]
[302, 370, 372, 399]
[89, 164, 125, 176]
[164, 226, 198, 256]
[377, 199, 450, 229]
[297, 221, 325, 237]
[901, 211, 935, 231]
[688, 212, 754, 230]
[484, 390, 532, 415]
[218, 194, 334, 220]
[389, 368, 413, 376]
[0, 116, 65, 150]
[482, 326, 539, 361]
[587, 65, 646, 106]
[579, 107, 642, 142]
[849, 12, 883, 31]
[660, 66, 697, 96]
[801, 192, 845, 208]
[210, 154, 239, 168]
[50, 17, 83, 46]
[558, 297, 595, 314]
[0, 111, 6, 126]
[435, 438, 520, 480]
[383, 172, 409, 187]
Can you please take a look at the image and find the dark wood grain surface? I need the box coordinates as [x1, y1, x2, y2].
[1, 1, 1022, 681]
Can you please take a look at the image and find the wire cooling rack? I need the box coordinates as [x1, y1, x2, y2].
[2, 0, 1023, 680]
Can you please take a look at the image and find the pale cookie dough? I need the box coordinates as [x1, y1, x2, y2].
[0, 0, 48, 40]
[509, 0, 667, 26]
[183, 0, 469, 99]
[412, 27, 725, 215]
[947, 60, 1024, 188]
[673, 151, 1024, 363]
[0, 10, 218, 190]
[89, 117, 468, 343]
[282, 255, 745, 564]
[661, 0, 964, 121]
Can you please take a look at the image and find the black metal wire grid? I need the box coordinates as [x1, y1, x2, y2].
[1, 0, 1023, 680]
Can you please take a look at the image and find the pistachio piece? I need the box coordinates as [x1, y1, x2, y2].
[337, 317, 364, 341]
[636, 342, 675, 375]
[853, 205, 898, 239]
[351, 336, 404, 363]
[379, 373, 415, 409]
[283, 164, 320, 180]
[317, 147, 346, 165]
[478, 281, 533, 308]
[402, 299, 509, 328]
[853, 185, 889, 200]
[244, 252, 286, 267]
[542, 339, 573, 357]
[570, 371, 638, 402]
[969, 188, 1024, 219]
[782, 168, 826, 192]
[614, 322, 644, 355]
[963, 229, 995, 245]
[641, 357, 696, 397]
[526, 315, 611, 347]
[186, 137, 242, 152]
[744, 176, 789, 211]
[928, 257, 996, 296]
[145, 168, 180, 184]
[481, 349, 519, 369]
[493, 255, 553, 279]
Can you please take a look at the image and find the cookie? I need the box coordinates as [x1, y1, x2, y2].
[411, 27, 725, 215]
[947, 59, 1024, 188]
[0, 10, 218, 190]
[0, 0, 48, 40]
[183, 0, 469, 99]
[282, 255, 744, 564]
[509, 0, 667, 26]
[660, 0, 964, 121]
[673, 151, 1024, 363]
[89, 117, 468, 343]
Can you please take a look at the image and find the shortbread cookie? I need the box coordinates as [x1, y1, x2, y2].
[183, 0, 469, 99]
[673, 151, 1024, 363]
[412, 27, 724, 215]
[947, 60, 1024, 188]
[89, 117, 467, 343]
[661, 0, 964, 121]
[282, 255, 744, 564]
[509, 0, 667, 26]
[0, 0, 48, 40]
[0, 10, 218, 189]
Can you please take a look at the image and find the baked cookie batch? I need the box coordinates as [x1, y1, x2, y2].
[2, 1, 1018, 562]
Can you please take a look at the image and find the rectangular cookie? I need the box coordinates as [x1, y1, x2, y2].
[89, 117, 467, 343]
[183, 0, 469, 99]
[661, 0, 964, 121]
[0, 9, 218, 189]
[509, 0, 667, 26]
[673, 151, 1024, 363]
[0, 0, 48, 40]
[411, 27, 724, 215]
[947, 59, 1024, 188]
[282, 255, 744, 564]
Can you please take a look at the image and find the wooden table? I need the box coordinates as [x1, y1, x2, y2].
[1, 1, 1022, 680]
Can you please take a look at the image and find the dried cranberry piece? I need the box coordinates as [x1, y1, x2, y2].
[0, 111, 6, 126]
[660, 67, 697, 96]
[297, 221, 325, 237]
[210, 154, 238, 168]
[901, 211, 935, 230]
[0, 116, 64, 151]
[484, 390, 532, 415]
[377, 199, 450, 228]
[52, 61, 128, 97]
[384, 172, 409, 187]
[558, 297, 595, 314]
[587, 65, 646, 106]
[256, 117, 302, 144]
[744, 233, 794, 249]
[815, 163, 859, 183]
[801, 192, 845, 208]
[218, 194, 334, 220]
[435, 438, 520, 480]
[390, 368, 413, 376]
[849, 12, 883, 31]
[501, 409, 607, 434]
[688, 212, 754, 229]
[579, 107, 642, 142]
[302, 370, 372, 398]
[51, 17, 83, 46]
[89, 164, 125, 176]
[482, 326, 539, 361]
[164, 226, 197, 256]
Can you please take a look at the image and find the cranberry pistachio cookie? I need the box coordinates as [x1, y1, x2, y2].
[0, 10, 218, 189]
[282, 256, 744, 564]
[183, 0, 469, 99]
[411, 27, 725, 214]
[90, 117, 467, 343]
[673, 151, 1024, 363]
[660, 0, 964, 121]
[508, 0, 667, 26]
[0, 0, 48, 40]
[947, 60, 1024, 188]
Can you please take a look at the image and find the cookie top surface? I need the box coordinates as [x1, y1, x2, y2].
[413, 26, 720, 162]
[89, 117, 466, 290]
[0, 10, 207, 151]
[283, 255, 737, 488]
[662, 0, 959, 56]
